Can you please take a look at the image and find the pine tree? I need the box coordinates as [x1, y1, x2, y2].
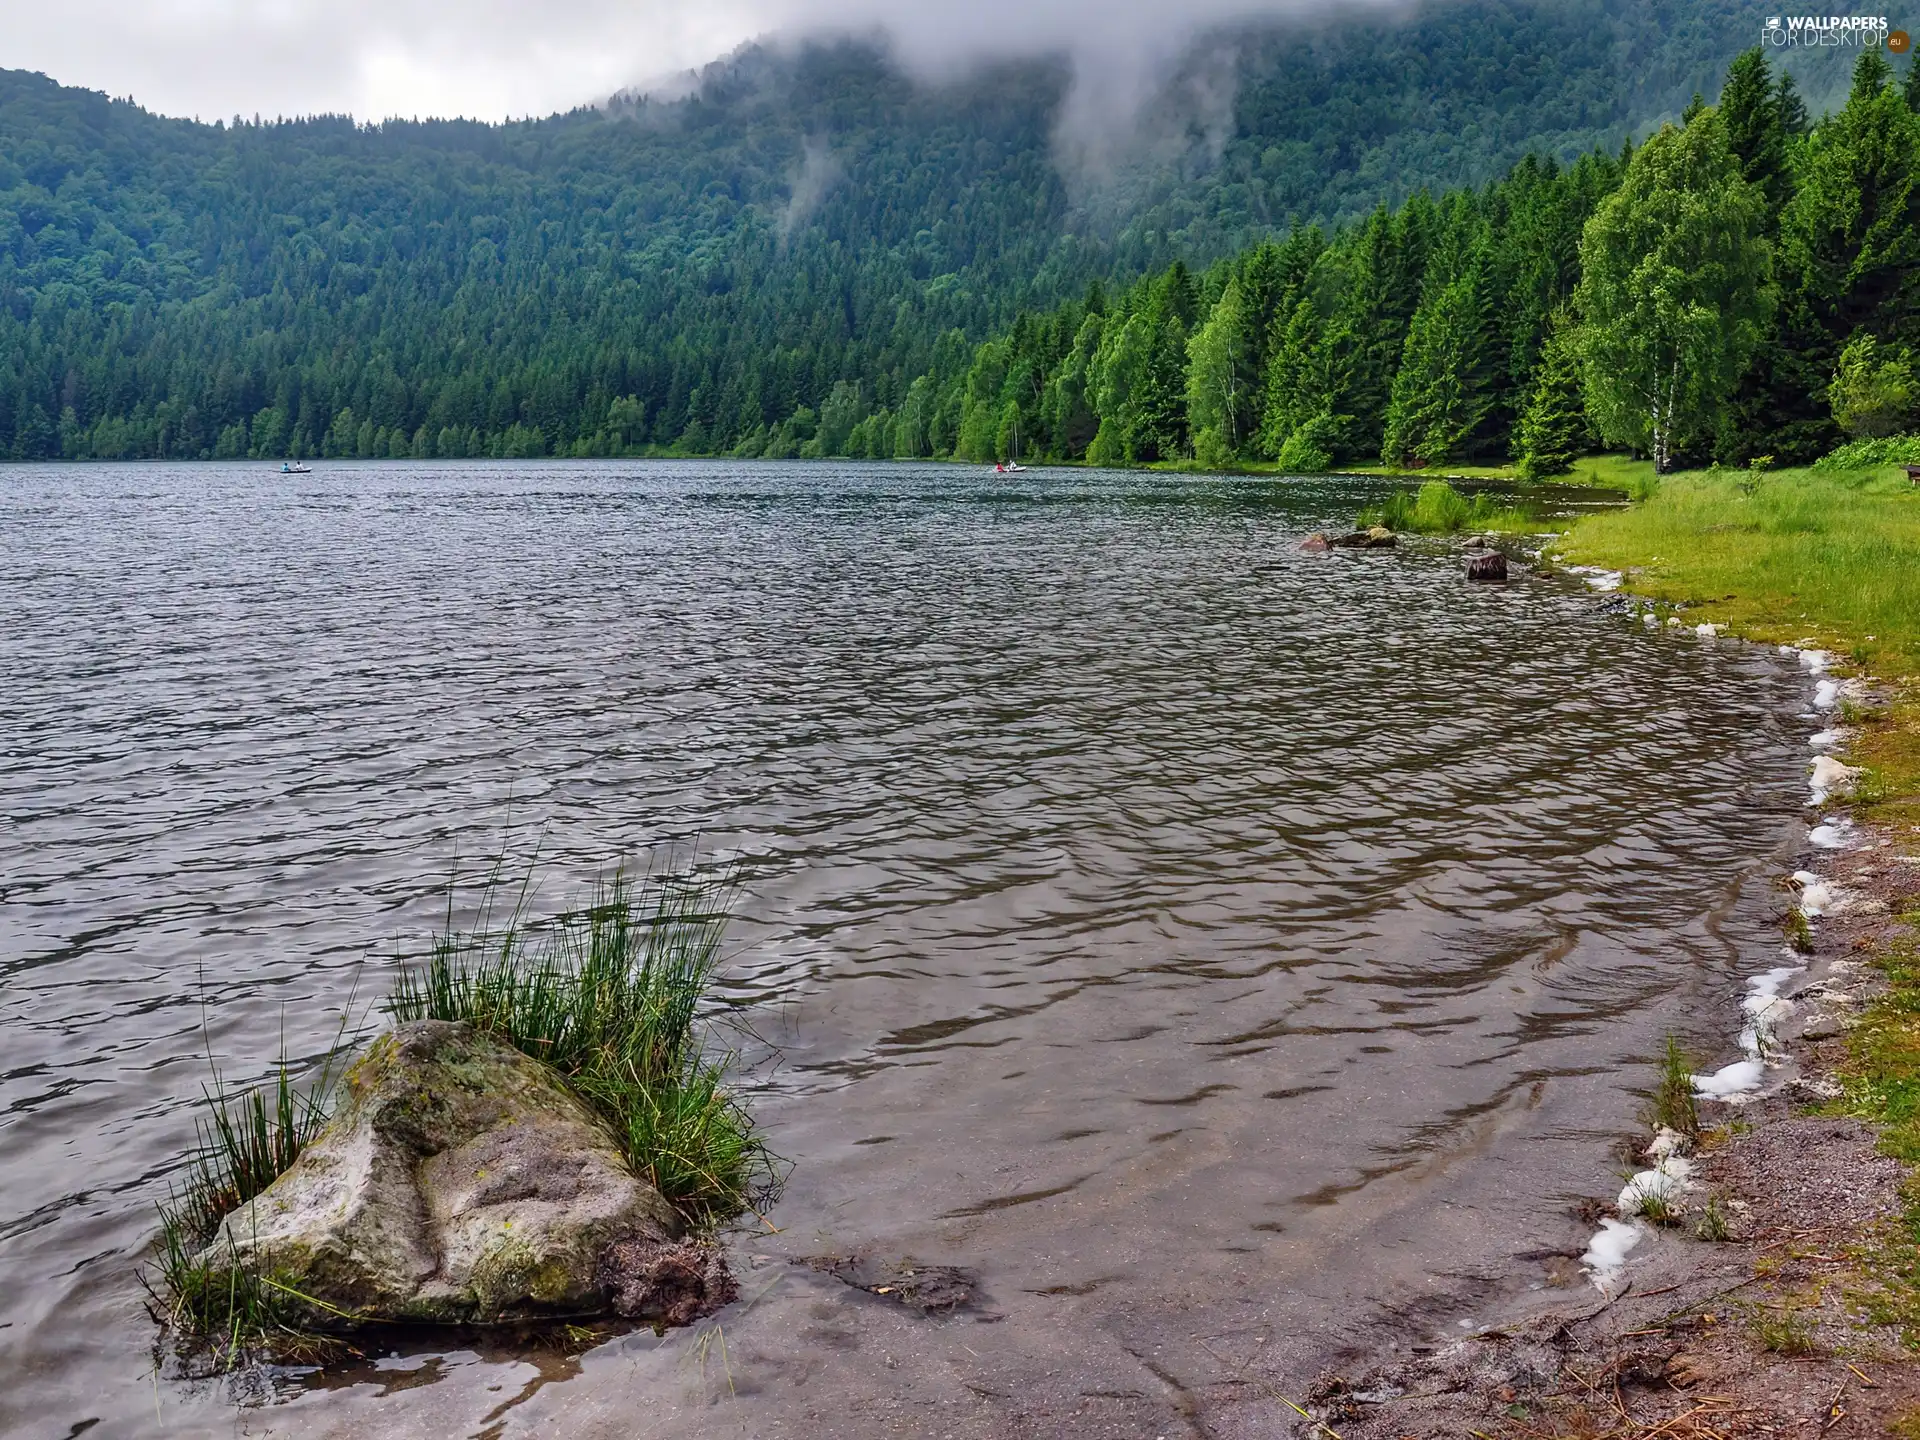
[1382, 209, 1499, 466]
[1258, 294, 1328, 458]
[1133, 264, 1197, 459]
[1381, 264, 1492, 465]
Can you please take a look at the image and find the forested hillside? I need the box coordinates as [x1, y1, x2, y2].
[922, 48, 1920, 475]
[0, 0, 1856, 461]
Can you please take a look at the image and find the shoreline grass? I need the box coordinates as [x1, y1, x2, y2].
[1355, 478, 1532, 535]
[388, 865, 779, 1225]
[1552, 455, 1920, 823]
[1549, 454, 1920, 1359]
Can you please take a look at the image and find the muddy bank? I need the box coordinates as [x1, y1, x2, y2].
[1303, 798, 1920, 1439]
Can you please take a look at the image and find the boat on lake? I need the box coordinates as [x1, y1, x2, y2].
[280, 461, 311, 474]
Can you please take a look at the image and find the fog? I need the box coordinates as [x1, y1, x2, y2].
[5, 0, 1399, 129]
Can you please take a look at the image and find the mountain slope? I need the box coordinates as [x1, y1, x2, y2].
[0, 0, 1859, 458]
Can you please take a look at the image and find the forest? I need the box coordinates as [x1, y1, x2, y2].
[0, 1, 1883, 467]
[910, 46, 1920, 480]
[779, 47, 1920, 476]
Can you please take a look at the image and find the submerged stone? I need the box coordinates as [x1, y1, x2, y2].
[202, 1019, 730, 1328]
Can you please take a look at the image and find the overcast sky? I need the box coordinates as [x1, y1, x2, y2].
[3, 0, 1386, 124]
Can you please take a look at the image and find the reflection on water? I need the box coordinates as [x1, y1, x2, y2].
[0, 461, 1807, 1437]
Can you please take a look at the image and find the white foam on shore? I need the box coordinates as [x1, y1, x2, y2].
[1618, 1155, 1693, 1216]
[1800, 649, 1831, 675]
[1693, 1057, 1765, 1099]
[1581, 1217, 1645, 1290]
[1693, 962, 1805, 1101]
[1742, 964, 1801, 1027]
[1646, 1126, 1688, 1161]
[1810, 754, 1860, 804]
[1568, 565, 1623, 591]
[1695, 622, 1721, 638]
[1810, 729, 1841, 751]
[1792, 870, 1833, 917]
[1810, 817, 1856, 850]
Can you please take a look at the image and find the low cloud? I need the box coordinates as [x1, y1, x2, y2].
[779, 136, 843, 240]
[11, 0, 1399, 138]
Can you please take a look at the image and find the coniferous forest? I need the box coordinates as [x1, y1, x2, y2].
[0, 1, 1904, 471]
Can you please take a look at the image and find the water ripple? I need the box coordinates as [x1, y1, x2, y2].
[0, 460, 1807, 1434]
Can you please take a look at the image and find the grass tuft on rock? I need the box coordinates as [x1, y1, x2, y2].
[388, 865, 778, 1226]
[150, 862, 775, 1372]
[147, 1062, 341, 1368]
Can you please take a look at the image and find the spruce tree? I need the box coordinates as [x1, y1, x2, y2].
[1514, 313, 1588, 478]
[1258, 295, 1328, 457]
[1780, 49, 1920, 349]
[1721, 49, 1788, 208]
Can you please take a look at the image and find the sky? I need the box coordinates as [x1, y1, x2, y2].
[1, 0, 1388, 125]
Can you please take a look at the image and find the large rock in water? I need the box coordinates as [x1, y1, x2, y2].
[202, 1019, 734, 1328]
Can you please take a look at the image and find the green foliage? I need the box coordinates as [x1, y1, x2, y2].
[1275, 413, 1339, 473]
[0, 26, 1899, 472]
[1649, 1034, 1701, 1140]
[1813, 432, 1920, 469]
[1831, 331, 1920, 438]
[1751, 1305, 1821, 1355]
[1364, 480, 1517, 534]
[1575, 108, 1774, 471]
[1186, 277, 1255, 460]
[1514, 312, 1589, 478]
[1693, 1193, 1732, 1241]
[388, 867, 777, 1224]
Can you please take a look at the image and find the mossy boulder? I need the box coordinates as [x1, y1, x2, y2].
[202, 1019, 733, 1328]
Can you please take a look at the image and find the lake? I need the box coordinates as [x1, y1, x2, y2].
[0, 461, 1811, 1437]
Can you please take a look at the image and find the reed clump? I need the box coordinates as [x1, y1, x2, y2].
[148, 1062, 342, 1369]
[1647, 1035, 1700, 1141]
[387, 865, 777, 1225]
[1360, 479, 1528, 534]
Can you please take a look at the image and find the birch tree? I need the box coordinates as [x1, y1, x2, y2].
[1574, 109, 1772, 471]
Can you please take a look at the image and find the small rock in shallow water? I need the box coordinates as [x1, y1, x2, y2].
[1364, 526, 1398, 549]
[801, 1254, 977, 1312]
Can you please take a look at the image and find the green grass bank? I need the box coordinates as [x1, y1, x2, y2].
[1553, 457, 1920, 823]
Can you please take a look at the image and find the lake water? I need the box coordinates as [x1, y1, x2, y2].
[0, 461, 1812, 1438]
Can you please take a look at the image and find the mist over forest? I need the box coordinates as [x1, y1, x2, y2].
[0, 0, 1863, 462]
